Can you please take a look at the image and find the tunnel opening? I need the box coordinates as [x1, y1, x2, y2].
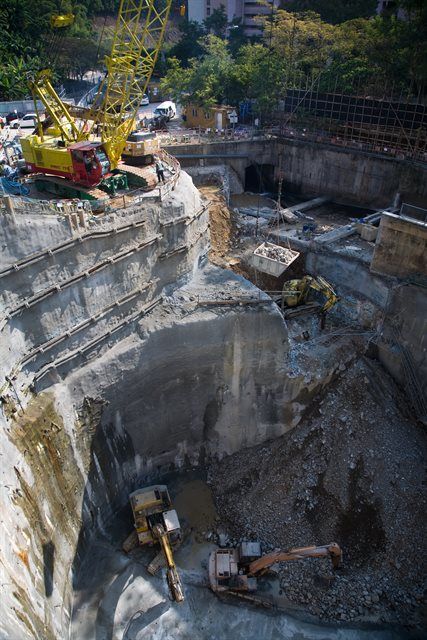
[244, 163, 275, 192]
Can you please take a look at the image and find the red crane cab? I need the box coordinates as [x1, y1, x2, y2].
[69, 142, 110, 187]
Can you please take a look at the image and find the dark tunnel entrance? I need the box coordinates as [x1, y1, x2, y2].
[245, 163, 275, 192]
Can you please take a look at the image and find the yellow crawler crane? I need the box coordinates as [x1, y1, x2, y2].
[21, 0, 172, 197]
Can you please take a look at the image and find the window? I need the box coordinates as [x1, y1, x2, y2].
[204, 112, 211, 119]
[192, 108, 198, 116]
[206, 7, 210, 15]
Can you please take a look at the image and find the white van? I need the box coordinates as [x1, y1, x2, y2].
[153, 101, 176, 121]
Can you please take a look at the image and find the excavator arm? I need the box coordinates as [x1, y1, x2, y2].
[308, 275, 339, 312]
[281, 276, 339, 313]
[152, 524, 184, 603]
[247, 542, 342, 576]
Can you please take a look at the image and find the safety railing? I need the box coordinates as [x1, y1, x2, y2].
[0, 151, 182, 217]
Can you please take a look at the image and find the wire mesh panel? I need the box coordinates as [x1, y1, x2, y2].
[276, 73, 427, 161]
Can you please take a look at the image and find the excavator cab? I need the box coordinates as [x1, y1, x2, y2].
[69, 142, 110, 187]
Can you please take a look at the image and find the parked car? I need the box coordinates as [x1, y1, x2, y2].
[140, 93, 149, 106]
[10, 113, 39, 129]
[5, 111, 25, 124]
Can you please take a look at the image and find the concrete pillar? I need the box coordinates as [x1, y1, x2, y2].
[77, 210, 87, 229]
[3, 195, 16, 220]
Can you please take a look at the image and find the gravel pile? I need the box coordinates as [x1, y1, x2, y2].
[208, 356, 427, 628]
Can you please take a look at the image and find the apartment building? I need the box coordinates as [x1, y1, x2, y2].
[187, 0, 278, 35]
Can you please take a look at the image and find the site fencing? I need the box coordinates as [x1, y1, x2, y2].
[0, 151, 181, 222]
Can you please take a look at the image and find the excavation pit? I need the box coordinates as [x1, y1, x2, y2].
[1, 165, 426, 640]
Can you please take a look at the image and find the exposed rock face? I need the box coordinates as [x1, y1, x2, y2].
[0, 170, 299, 639]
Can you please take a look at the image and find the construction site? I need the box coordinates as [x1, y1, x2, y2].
[0, 2, 426, 640]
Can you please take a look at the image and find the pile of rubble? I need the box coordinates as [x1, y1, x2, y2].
[255, 242, 297, 263]
[208, 356, 427, 628]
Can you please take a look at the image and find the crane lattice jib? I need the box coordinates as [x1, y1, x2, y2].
[30, 70, 81, 142]
[88, 0, 172, 169]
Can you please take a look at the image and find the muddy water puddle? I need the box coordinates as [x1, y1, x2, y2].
[173, 477, 217, 532]
[231, 192, 277, 209]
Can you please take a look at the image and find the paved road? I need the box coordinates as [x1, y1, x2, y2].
[0, 102, 184, 162]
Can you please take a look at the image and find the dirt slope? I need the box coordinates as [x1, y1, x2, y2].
[208, 356, 427, 628]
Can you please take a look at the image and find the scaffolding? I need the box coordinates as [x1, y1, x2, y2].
[275, 73, 427, 162]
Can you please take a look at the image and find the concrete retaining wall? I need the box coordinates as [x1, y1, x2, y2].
[167, 138, 427, 208]
[0, 172, 209, 394]
[371, 212, 427, 278]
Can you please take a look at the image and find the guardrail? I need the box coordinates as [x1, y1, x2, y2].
[0, 194, 92, 216]
[0, 150, 182, 218]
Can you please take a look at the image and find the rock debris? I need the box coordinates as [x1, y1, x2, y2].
[208, 356, 427, 628]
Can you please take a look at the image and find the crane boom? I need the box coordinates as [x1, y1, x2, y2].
[30, 70, 81, 142]
[87, 0, 172, 168]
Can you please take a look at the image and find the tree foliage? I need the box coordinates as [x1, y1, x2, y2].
[0, 0, 424, 105]
[0, 0, 115, 99]
[283, 0, 377, 24]
[161, 6, 425, 116]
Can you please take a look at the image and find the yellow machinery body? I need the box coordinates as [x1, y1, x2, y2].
[129, 485, 184, 602]
[21, 135, 74, 177]
[282, 275, 339, 313]
[22, 1, 173, 191]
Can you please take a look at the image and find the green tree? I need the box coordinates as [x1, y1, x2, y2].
[227, 18, 248, 57]
[161, 35, 234, 108]
[168, 20, 205, 65]
[0, 56, 42, 100]
[203, 5, 227, 37]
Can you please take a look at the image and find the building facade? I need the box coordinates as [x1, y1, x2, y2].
[187, 0, 278, 35]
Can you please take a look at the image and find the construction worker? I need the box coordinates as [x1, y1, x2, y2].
[0, 160, 17, 180]
[155, 157, 165, 183]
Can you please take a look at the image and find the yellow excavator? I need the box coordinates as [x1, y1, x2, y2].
[209, 541, 342, 596]
[127, 485, 184, 603]
[281, 275, 339, 317]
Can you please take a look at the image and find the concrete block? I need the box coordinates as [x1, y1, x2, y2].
[358, 223, 378, 242]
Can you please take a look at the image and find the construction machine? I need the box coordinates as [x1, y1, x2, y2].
[128, 484, 184, 603]
[281, 275, 339, 317]
[20, 0, 173, 198]
[209, 541, 342, 595]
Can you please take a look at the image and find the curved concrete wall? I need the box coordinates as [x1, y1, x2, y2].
[0, 168, 359, 640]
[168, 138, 427, 208]
[0, 297, 294, 639]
